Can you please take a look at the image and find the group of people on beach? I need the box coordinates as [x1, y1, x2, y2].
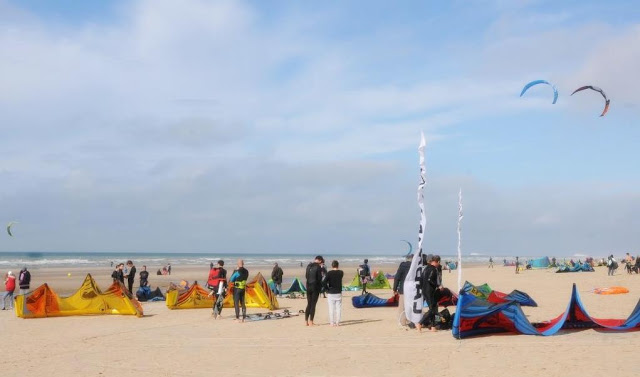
[1, 267, 31, 311]
[393, 253, 445, 332]
[111, 261, 151, 293]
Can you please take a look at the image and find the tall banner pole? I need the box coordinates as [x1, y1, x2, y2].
[403, 132, 426, 324]
[457, 188, 463, 293]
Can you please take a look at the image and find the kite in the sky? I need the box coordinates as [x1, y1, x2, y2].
[520, 80, 559, 104]
[571, 85, 610, 117]
[7, 221, 17, 237]
[401, 240, 413, 255]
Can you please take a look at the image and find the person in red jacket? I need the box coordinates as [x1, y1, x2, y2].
[207, 260, 227, 319]
[2, 271, 16, 310]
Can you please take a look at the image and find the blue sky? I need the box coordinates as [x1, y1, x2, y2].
[0, 0, 638, 256]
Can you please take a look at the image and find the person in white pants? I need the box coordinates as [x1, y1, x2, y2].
[323, 260, 344, 327]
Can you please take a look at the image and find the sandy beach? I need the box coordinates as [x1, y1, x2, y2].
[1, 262, 639, 377]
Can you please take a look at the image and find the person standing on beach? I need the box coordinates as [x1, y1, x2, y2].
[271, 263, 284, 297]
[418, 256, 441, 332]
[2, 271, 16, 310]
[515, 257, 520, 274]
[125, 261, 137, 293]
[393, 254, 412, 326]
[208, 260, 227, 318]
[230, 259, 248, 322]
[305, 256, 323, 326]
[320, 261, 328, 298]
[323, 260, 343, 327]
[111, 263, 125, 284]
[18, 267, 31, 295]
[488, 257, 494, 268]
[167, 263, 172, 275]
[358, 259, 371, 295]
[607, 255, 618, 276]
[139, 266, 149, 287]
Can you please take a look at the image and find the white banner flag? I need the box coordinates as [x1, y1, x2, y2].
[457, 188, 463, 293]
[403, 132, 426, 324]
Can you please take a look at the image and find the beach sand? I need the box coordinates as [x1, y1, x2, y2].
[1, 262, 639, 376]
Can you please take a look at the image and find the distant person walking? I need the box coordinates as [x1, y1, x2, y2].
[18, 267, 31, 295]
[488, 257, 494, 268]
[304, 256, 324, 326]
[230, 259, 249, 322]
[2, 271, 16, 310]
[393, 254, 412, 326]
[125, 261, 137, 293]
[358, 259, 371, 295]
[323, 260, 344, 327]
[607, 255, 618, 276]
[515, 257, 520, 274]
[139, 266, 149, 287]
[167, 263, 172, 275]
[271, 263, 284, 297]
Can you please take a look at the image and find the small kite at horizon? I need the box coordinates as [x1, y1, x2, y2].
[7, 221, 17, 237]
[520, 80, 558, 104]
[401, 240, 413, 256]
[571, 85, 610, 117]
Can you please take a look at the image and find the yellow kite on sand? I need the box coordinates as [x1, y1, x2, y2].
[166, 272, 278, 310]
[15, 274, 144, 318]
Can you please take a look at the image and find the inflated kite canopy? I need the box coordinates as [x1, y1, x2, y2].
[520, 80, 559, 104]
[571, 85, 610, 117]
[453, 284, 640, 338]
[401, 240, 413, 256]
[7, 221, 16, 237]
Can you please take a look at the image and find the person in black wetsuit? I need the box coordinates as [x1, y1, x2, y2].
[230, 259, 249, 322]
[418, 255, 441, 332]
[305, 256, 324, 326]
[393, 254, 412, 326]
[111, 263, 125, 284]
[125, 260, 137, 293]
[139, 265, 149, 287]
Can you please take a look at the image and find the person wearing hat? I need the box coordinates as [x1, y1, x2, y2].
[2, 271, 16, 310]
[393, 254, 413, 326]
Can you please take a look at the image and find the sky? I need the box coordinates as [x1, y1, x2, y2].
[0, 0, 639, 256]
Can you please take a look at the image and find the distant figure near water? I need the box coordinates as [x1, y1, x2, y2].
[488, 257, 494, 268]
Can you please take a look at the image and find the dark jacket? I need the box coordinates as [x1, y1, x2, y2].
[323, 270, 344, 294]
[271, 266, 284, 284]
[421, 264, 438, 294]
[305, 262, 323, 291]
[127, 266, 137, 282]
[139, 270, 149, 287]
[111, 269, 124, 284]
[393, 261, 411, 294]
[19, 269, 31, 290]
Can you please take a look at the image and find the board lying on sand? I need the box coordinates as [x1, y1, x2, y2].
[246, 309, 305, 321]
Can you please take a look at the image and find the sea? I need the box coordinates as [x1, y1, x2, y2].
[0, 251, 536, 269]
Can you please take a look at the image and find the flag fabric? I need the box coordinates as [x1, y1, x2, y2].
[457, 188, 463, 293]
[403, 132, 426, 324]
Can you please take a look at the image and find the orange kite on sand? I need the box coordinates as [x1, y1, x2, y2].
[15, 274, 143, 318]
